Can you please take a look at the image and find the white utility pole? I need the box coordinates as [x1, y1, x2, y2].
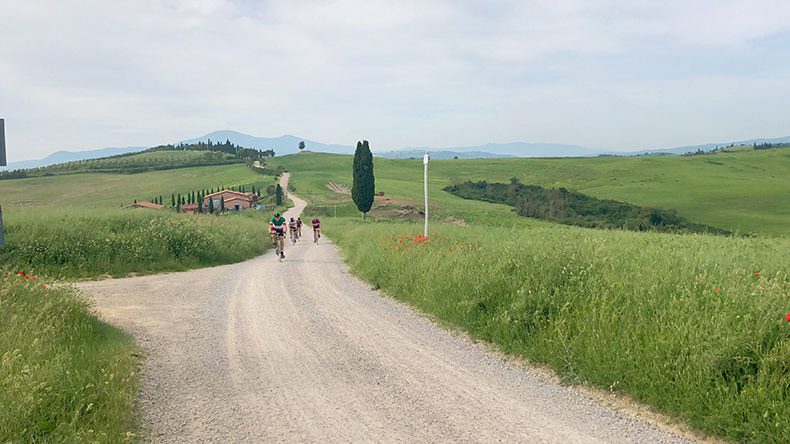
[423, 153, 430, 237]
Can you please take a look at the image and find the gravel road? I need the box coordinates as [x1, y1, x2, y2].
[80, 173, 695, 443]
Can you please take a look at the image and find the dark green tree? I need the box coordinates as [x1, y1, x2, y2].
[299, 141, 305, 151]
[209, 197, 214, 213]
[220, 196, 225, 211]
[275, 184, 283, 206]
[171, 194, 175, 207]
[352, 140, 375, 219]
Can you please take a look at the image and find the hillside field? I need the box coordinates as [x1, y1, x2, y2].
[278, 148, 790, 237]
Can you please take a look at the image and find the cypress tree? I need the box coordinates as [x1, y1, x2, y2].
[275, 184, 283, 206]
[352, 140, 375, 219]
[171, 194, 175, 207]
[209, 197, 214, 213]
[220, 196, 225, 211]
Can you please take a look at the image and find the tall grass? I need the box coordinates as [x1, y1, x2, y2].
[0, 276, 137, 442]
[327, 219, 790, 441]
[0, 209, 279, 279]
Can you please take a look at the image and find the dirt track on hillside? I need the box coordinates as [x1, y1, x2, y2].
[80, 173, 695, 443]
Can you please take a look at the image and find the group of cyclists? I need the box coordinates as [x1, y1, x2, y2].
[268, 213, 320, 260]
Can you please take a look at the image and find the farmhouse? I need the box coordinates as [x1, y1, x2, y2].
[203, 189, 259, 211]
[121, 201, 163, 210]
[180, 204, 199, 214]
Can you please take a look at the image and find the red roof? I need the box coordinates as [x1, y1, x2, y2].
[180, 204, 198, 210]
[204, 189, 253, 198]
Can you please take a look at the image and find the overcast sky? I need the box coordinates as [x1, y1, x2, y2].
[2, 0, 790, 161]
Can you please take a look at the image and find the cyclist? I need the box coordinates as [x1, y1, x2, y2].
[312, 217, 321, 243]
[269, 212, 287, 259]
[296, 217, 303, 238]
[289, 217, 298, 243]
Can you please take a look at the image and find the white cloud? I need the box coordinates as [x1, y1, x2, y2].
[1, 0, 789, 159]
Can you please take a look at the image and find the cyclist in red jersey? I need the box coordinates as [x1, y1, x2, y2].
[311, 217, 321, 243]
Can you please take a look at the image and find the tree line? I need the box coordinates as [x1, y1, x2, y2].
[148, 139, 275, 159]
[444, 179, 731, 235]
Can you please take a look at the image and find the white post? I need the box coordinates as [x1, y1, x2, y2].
[423, 153, 430, 237]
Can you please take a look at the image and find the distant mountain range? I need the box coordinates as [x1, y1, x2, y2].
[5, 130, 790, 170]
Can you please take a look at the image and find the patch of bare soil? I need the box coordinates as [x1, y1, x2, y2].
[325, 181, 351, 194]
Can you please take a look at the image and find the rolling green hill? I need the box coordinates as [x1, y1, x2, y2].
[278, 147, 790, 236]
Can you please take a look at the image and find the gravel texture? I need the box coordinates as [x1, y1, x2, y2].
[79, 174, 696, 443]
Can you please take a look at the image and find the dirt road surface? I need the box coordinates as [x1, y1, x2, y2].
[80, 173, 693, 443]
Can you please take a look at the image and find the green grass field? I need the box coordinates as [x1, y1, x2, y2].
[279, 148, 790, 236]
[1, 277, 137, 442]
[285, 147, 790, 441]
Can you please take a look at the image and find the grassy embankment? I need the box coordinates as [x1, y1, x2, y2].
[283, 150, 790, 441]
[1, 278, 136, 442]
[0, 154, 286, 441]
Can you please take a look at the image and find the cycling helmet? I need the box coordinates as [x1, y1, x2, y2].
[275, 213, 280, 218]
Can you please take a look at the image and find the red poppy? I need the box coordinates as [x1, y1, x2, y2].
[41, 285, 46, 289]
[785, 313, 790, 322]
[715, 288, 720, 293]
[434, 232, 437, 235]
[98, 222, 102, 225]
[754, 272, 759, 277]
[17, 271, 23, 275]
[31, 276, 36, 280]
[3, 274, 7, 278]
[25, 275, 29, 280]
[399, 240, 403, 243]
[388, 246, 394, 249]
[448, 248, 452, 252]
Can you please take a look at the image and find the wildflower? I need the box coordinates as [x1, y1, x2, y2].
[388, 246, 394, 249]
[715, 288, 720, 293]
[41, 285, 46, 289]
[17, 271, 23, 275]
[25, 275, 29, 280]
[32, 276, 36, 280]
[786, 313, 790, 322]
[3, 274, 7, 278]
[98, 222, 102, 225]
[434, 232, 437, 235]
[448, 248, 452, 252]
[399, 240, 403, 243]
[754, 272, 759, 277]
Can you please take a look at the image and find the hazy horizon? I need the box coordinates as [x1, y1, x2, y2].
[3, 1, 789, 162]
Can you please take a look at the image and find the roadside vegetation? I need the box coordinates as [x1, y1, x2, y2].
[325, 219, 790, 442]
[0, 276, 137, 442]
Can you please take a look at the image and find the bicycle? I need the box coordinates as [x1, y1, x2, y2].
[272, 231, 285, 260]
